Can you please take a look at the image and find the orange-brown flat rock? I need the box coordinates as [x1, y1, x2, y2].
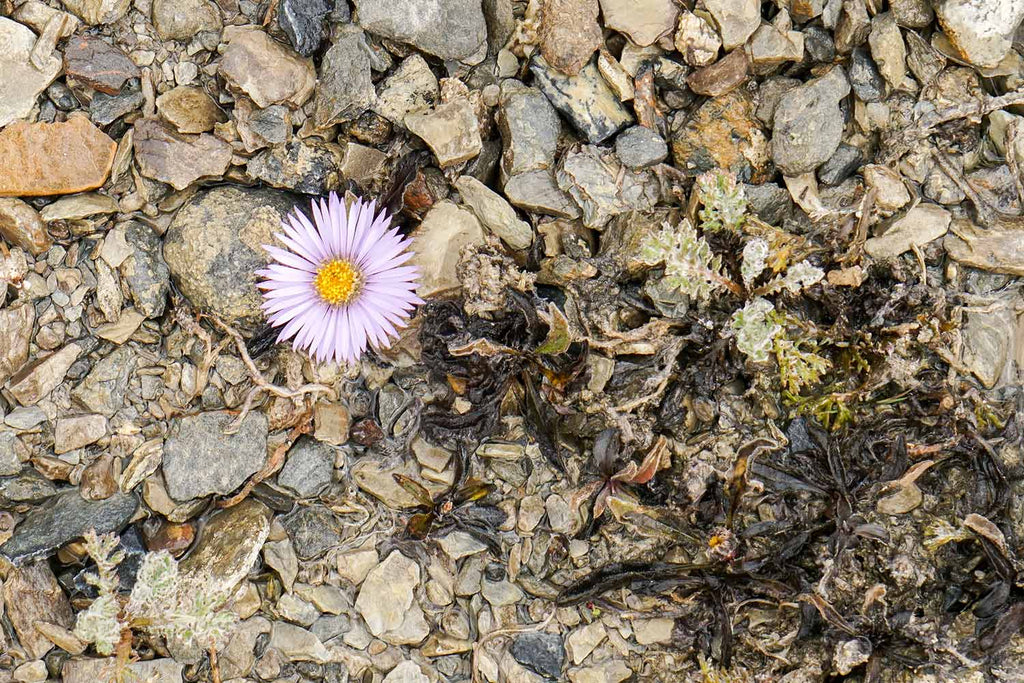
[0, 115, 117, 198]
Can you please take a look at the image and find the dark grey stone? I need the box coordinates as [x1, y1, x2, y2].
[162, 411, 268, 501]
[849, 47, 886, 103]
[743, 182, 793, 226]
[277, 436, 335, 498]
[804, 25, 836, 63]
[530, 57, 633, 145]
[90, 78, 144, 127]
[46, 82, 79, 111]
[771, 67, 850, 175]
[511, 632, 565, 679]
[279, 0, 333, 56]
[497, 83, 561, 178]
[615, 125, 668, 169]
[0, 470, 57, 503]
[0, 488, 139, 565]
[312, 26, 375, 128]
[280, 504, 342, 560]
[817, 143, 864, 186]
[122, 221, 170, 318]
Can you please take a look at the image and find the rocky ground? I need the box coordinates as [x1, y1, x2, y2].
[2, 0, 1024, 681]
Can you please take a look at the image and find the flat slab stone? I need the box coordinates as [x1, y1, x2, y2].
[0, 17, 62, 129]
[0, 115, 116, 197]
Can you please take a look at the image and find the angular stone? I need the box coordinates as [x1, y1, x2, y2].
[8, 343, 81, 406]
[0, 199, 50, 255]
[934, 0, 1024, 70]
[835, 0, 871, 53]
[163, 411, 268, 501]
[863, 164, 910, 211]
[805, 24, 837, 63]
[539, 0, 602, 76]
[383, 661, 429, 683]
[675, 11, 723, 67]
[600, 0, 677, 47]
[704, 0, 760, 50]
[152, 0, 221, 41]
[134, 118, 232, 191]
[406, 99, 482, 168]
[179, 499, 272, 596]
[614, 125, 668, 170]
[748, 25, 805, 72]
[156, 86, 226, 134]
[0, 115, 115, 197]
[247, 140, 344, 195]
[235, 99, 291, 152]
[865, 204, 951, 258]
[944, 216, 1024, 275]
[0, 304, 33, 386]
[817, 143, 863, 186]
[0, 488, 138, 565]
[71, 345, 136, 416]
[455, 175, 533, 249]
[771, 67, 850, 176]
[54, 414, 107, 454]
[312, 26, 375, 128]
[355, 550, 420, 636]
[531, 57, 633, 145]
[512, 633, 566, 680]
[89, 78, 144, 127]
[504, 170, 580, 218]
[0, 17, 62, 129]
[868, 12, 907, 90]
[407, 201, 485, 298]
[58, 0, 129, 24]
[497, 84, 561, 178]
[219, 27, 315, 109]
[686, 48, 749, 97]
[278, 436, 334, 498]
[62, 34, 139, 95]
[352, 0, 487, 61]
[268, 622, 330, 662]
[3, 563, 73, 659]
[373, 54, 438, 125]
[39, 193, 118, 222]
[558, 145, 659, 229]
[671, 89, 771, 183]
[280, 0, 332, 56]
[122, 221, 170, 318]
[849, 47, 886, 103]
[280, 505, 341, 560]
[891, 0, 933, 28]
[163, 186, 297, 327]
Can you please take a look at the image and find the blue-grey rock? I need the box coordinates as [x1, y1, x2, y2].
[511, 632, 565, 679]
[0, 488, 139, 565]
[278, 436, 335, 498]
[280, 0, 333, 56]
[162, 411, 268, 501]
[817, 143, 864, 186]
[615, 125, 668, 169]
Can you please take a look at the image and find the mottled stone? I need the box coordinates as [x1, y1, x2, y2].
[512, 632, 565, 679]
[219, 27, 316, 108]
[179, 499, 272, 595]
[352, 0, 487, 61]
[163, 411, 268, 501]
[868, 12, 907, 90]
[0, 199, 51, 255]
[8, 343, 81, 406]
[850, 47, 886, 102]
[156, 86, 226, 134]
[247, 140, 344, 194]
[817, 143, 864, 186]
[531, 57, 633, 144]
[54, 414, 107, 454]
[671, 90, 771, 183]
[407, 201, 486, 298]
[312, 26, 376, 128]
[3, 563, 73, 659]
[934, 0, 1024, 70]
[280, 504, 342, 560]
[771, 67, 850, 176]
[152, 0, 222, 40]
[279, 0, 332, 56]
[497, 84, 561, 178]
[62, 34, 139, 95]
[455, 175, 533, 249]
[122, 221, 170, 318]
[89, 78, 144, 126]
[748, 24, 805, 72]
[675, 11, 722, 67]
[71, 346, 136, 416]
[59, 0, 129, 24]
[0, 115, 115, 197]
[278, 436, 334, 498]
[0, 488, 138, 564]
[162, 186, 297, 326]
[373, 54, 438, 125]
[0, 305, 32, 388]
[539, 0, 602, 76]
[134, 118, 232, 191]
[406, 99, 483, 167]
[944, 217, 1024, 275]
[558, 145, 659, 229]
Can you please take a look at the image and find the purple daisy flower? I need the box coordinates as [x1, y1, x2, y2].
[257, 193, 422, 365]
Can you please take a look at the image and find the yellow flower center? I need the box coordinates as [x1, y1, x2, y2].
[313, 259, 362, 305]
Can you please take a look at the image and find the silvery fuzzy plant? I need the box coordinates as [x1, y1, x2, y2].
[74, 530, 236, 673]
[640, 170, 829, 394]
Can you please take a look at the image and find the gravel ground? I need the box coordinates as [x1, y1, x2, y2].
[2, 0, 1024, 682]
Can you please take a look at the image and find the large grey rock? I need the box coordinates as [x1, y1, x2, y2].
[530, 57, 633, 145]
[163, 186, 297, 328]
[352, 0, 487, 61]
[162, 411, 268, 501]
[0, 488, 138, 565]
[771, 67, 851, 176]
[312, 26, 376, 128]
